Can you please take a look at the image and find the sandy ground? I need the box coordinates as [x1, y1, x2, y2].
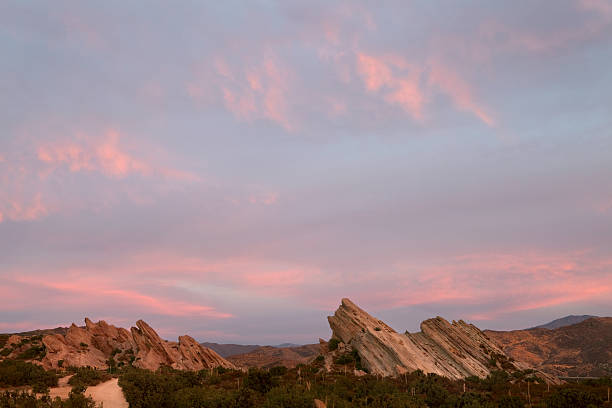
[46, 376, 128, 408]
[85, 378, 129, 408]
[48, 374, 72, 400]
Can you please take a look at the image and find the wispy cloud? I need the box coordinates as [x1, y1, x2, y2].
[37, 130, 198, 181]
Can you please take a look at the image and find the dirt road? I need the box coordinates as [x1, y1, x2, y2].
[85, 378, 128, 408]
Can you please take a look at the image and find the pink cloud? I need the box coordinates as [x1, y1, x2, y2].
[427, 60, 495, 126]
[356, 53, 425, 120]
[37, 130, 198, 181]
[357, 53, 393, 91]
[384, 79, 424, 120]
[384, 251, 612, 318]
[13, 275, 232, 319]
[0, 193, 49, 223]
[193, 54, 294, 131]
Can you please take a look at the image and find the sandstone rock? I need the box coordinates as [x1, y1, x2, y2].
[6, 335, 22, 347]
[327, 298, 554, 381]
[314, 398, 327, 408]
[41, 318, 235, 371]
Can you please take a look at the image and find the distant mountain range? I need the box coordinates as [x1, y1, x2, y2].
[529, 315, 598, 330]
[200, 342, 307, 358]
[200, 343, 261, 358]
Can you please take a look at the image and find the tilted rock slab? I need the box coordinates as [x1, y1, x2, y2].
[42, 318, 235, 371]
[328, 298, 529, 379]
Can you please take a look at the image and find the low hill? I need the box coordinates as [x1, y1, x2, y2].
[485, 317, 612, 377]
[200, 342, 260, 358]
[227, 344, 320, 368]
[530, 315, 598, 330]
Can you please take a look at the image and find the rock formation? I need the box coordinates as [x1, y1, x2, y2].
[485, 317, 612, 377]
[40, 318, 235, 371]
[327, 298, 540, 380]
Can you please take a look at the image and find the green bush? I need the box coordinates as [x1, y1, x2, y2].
[498, 395, 525, 408]
[0, 360, 58, 388]
[15, 344, 46, 360]
[544, 388, 603, 408]
[328, 338, 340, 351]
[0, 390, 97, 408]
[68, 367, 111, 389]
[269, 366, 287, 376]
[263, 385, 313, 408]
[243, 368, 274, 394]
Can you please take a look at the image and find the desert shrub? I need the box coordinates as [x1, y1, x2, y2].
[498, 395, 525, 408]
[0, 360, 58, 388]
[544, 387, 603, 408]
[269, 365, 287, 376]
[15, 344, 46, 360]
[243, 368, 274, 394]
[119, 367, 202, 408]
[0, 390, 97, 407]
[171, 386, 236, 408]
[68, 367, 111, 389]
[423, 383, 449, 408]
[328, 338, 340, 351]
[335, 353, 354, 365]
[0, 348, 12, 357]
[263, 385, 313, 408]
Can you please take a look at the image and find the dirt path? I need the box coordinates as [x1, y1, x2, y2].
[48, 375, 72, 400]
[85, 378, 128, 408]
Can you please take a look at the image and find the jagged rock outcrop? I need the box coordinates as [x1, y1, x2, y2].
[328, 298, 550, 381]
[41, 318, 235, 371]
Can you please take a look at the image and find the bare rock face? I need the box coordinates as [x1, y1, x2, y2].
[41, 318, 235, 371]
[327, 298, 543, 380]
[177, 335, 236, 370]
[6, 335, 22, 347]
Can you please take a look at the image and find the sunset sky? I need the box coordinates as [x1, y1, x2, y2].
[1, 1, 611, 344]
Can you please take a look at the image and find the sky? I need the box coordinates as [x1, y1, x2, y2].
[1, 1, 611, 345]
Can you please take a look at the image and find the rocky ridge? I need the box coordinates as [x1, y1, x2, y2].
[327, 298, 545, 380]
[31, 318, 235, 371]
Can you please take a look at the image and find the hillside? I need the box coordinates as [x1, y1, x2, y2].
[485, 317, 612, 377]
[200, 342, 260, 358]
[530, 315, 598, 330]
[227, 343, 320, 368]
